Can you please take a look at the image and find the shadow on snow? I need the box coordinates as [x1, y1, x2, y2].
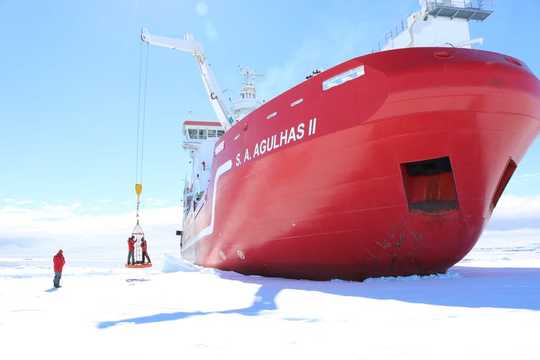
[97, 278, 287, 329]
[97, 265, 540, 329]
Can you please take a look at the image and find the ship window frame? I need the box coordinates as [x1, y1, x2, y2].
[322, 65, 365, 91]
[188, 128, 198, 139]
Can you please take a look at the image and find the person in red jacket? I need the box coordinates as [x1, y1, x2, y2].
[53, 249, 65, 288]
[127, 236, 135, 265]
[141, 237, 151, 264]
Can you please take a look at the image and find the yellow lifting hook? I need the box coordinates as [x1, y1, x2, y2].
[135, 183, 143, 223]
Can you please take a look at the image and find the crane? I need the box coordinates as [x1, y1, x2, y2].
[141, 28, 234, 131]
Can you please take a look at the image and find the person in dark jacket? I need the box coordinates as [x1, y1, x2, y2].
[127, 236, 135, 265]
[141, 237, 151, 264]
[53, 250, 65, 288]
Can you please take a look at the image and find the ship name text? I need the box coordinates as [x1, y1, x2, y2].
[235, 117, 318, 167]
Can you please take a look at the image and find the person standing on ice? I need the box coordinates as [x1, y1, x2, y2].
[141, 237, 151, 264]
[127, 236, 136, 265]
[53, 249, 65, 288]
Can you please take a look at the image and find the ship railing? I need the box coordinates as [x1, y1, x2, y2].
[425, 0, 494, 20]
[372, 0, 494, 52]
[372, 16, 410, 53]
[426, 0, 494, 11]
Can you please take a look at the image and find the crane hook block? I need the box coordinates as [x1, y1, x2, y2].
[135, 183, 143, 197]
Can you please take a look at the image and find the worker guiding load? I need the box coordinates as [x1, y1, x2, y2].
[141, 237, 151, 264]
[125, 36, 152, 269]
[127, 236, 135, 265]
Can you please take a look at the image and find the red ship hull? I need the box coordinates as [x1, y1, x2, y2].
[181, 48, 540, 280]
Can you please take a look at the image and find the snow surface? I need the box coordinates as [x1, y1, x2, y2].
[1, 231, 539, 360]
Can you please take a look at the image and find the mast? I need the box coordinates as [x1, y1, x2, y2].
[233, 67, 262, 121]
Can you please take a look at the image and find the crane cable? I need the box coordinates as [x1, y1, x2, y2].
[135, 41, 150, 224]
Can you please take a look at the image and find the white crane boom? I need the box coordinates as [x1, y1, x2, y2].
[141, 28, 234, 130]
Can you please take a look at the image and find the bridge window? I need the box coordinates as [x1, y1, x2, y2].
[217, 130, 225, 137]
[198, 129, 207, 139]
[188, 129, 198, 139]
[208, 129, 217, 137]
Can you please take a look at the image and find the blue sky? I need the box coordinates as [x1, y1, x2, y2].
[0, 0, 539, 222]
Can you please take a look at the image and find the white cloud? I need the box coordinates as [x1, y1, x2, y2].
[0, 204, 177, 236]
[195, 1, 208, 16]
[492, 194, 540, 220]
[0, 201, 183, 258]
[1, 198, 33, 206]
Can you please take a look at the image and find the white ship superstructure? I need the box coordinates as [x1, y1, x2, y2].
[382, 0, 493, 51]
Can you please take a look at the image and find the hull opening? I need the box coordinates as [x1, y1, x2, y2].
[401, 156, 459, 213]
[490, 159, 517, 211]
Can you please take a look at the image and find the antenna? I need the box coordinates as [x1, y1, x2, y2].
[239, 66, 263, 86]
[232, 66, 262, 121]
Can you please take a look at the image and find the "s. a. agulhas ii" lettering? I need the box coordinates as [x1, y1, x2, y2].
[235, 117, 318, 167]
